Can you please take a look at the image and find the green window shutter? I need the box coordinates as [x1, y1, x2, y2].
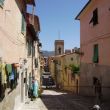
[0, 0, 4, 6]
[32, 46, 35, 56]
[21, 14, 26, 34]
[93, 44, 99, 63]
[28, 41, 32, 56]
[93, 8, 98, 26]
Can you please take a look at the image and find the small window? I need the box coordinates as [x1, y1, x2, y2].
[93, 44, 99, 63]
[71, 58, 73, 61]
[27, 40, 32, 56]
[21, 14, 26, 34]
[32, 46, 35, 57]
[35, 58, 38, 68]
[58, 47, 61, 54]
[93, 8, 98, 25]
[89, 8, 98, 26]
[0, 0, 5, 7]
[93, 77, 98, 85]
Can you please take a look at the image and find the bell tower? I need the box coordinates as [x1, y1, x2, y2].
[54, 40, 64, 55]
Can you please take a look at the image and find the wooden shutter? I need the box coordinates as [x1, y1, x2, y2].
[0, 0, 4, 6]
[35, 58, 38, 68]
[28, 41, 32, 56]
[32, 46, 35, 56]
[21, 14, 26, 34]
[93, 44, 99, 63]
[93, 8, 98, 25]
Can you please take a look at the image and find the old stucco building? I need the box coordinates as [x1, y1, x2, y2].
[49, 51, 80, 93]
[57, 52, 80, 93]
[26, 12, 41, 95]
[0, 0, 41, 110]
[75, 0, 110, 98]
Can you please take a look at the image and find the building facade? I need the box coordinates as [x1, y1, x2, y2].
[48, 56, 55, 80]
[76, 0, 110, 98]
[49, 52, 80, 93]
[26, 13, 41, 98]
[0, 0, 41, 110]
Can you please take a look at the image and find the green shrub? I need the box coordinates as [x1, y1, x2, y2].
[69, 64, 79, 74]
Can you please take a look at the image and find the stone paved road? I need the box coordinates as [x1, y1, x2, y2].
[40, 90, 94, 110]
[18, 89, 110, 110]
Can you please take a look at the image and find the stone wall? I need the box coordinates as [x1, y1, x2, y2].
[79, 63, 110, 99]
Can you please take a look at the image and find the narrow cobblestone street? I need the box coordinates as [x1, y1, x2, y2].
[17, 89, 110, 110]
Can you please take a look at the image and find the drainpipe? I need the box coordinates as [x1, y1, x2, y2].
[32, 41, 34, 79]
[32, 6, 34, 26]
[32, 5, 35, 79]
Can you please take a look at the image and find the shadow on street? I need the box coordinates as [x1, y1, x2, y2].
[40, 89, 97, 110]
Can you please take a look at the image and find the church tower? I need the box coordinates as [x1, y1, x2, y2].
[54, 40, 64, 55]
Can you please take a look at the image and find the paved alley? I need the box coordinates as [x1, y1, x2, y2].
[18, 89, 110, 110]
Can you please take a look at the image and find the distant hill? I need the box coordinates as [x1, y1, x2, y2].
[41, 50, 55, 57]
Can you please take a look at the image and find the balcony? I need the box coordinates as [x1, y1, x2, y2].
[26, 0, 35, 6]
[26, 13, 40, 41]
[26, 13, 40, 32]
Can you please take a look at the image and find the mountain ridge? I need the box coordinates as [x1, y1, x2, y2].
[41, 50, 55, 57]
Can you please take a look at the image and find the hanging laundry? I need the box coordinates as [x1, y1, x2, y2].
[0, 65, 2, 97]
[0, 64, 2, 85]
[5, 64, 12, 88]
[0, 63, 5, 98]
[33, 80, 39, 97]
[6, 64, 12, 75]
[3, 63, 7, 90]
[9, 71, 14, 90]
[8, 64, 15, 90]
[12, 64, 18, 87]
[9, 70, 14, 80]
[0, 63, 7, 84]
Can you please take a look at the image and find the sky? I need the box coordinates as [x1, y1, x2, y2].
[27, 0, 89, 51]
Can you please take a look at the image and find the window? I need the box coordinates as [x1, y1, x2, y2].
[0, 0, 4, 7]
[27, 40, 32, 56]
[71, 58, 73, 61]
[93, 77, 98, 85]
[35, 58, 38, 68]
[93, 44, 99, 63]
[32, 46, 35, 57]
[21, 14, 26, 34]
[58, 47, 61, 54]
[89, 8, 98, 26]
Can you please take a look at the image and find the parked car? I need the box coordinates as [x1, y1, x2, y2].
[41, 72, 56, 89]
